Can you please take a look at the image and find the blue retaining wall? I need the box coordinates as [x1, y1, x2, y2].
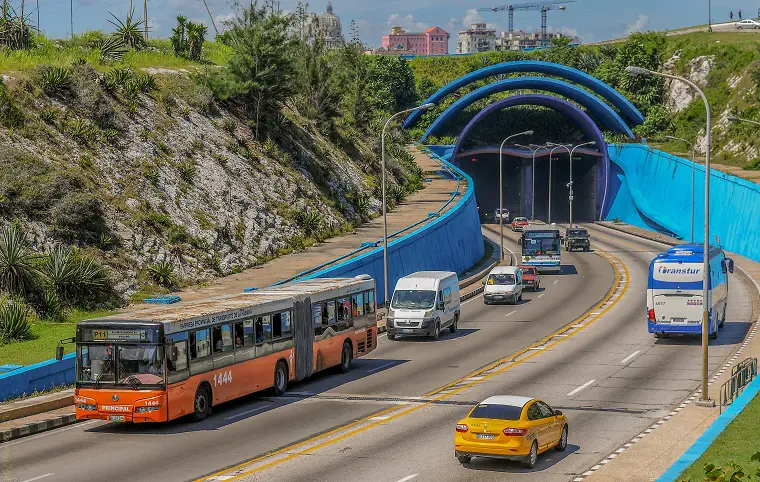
[301, 144, 484, 304]
[0, 353, 76, 401]
[0, 147, 485, 401]
[606, 144, 760, 262]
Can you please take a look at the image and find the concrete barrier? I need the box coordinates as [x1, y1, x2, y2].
[606, 144, 760, 262]
[0, 353, 76, 402]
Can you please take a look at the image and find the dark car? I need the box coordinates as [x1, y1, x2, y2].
[564, 228, 590, 252]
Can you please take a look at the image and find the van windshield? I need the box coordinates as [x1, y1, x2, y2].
[391, 290, 436, 310]
[488, 274, 515, 285]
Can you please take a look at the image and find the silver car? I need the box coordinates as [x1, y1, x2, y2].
[494, 208, 510, 224]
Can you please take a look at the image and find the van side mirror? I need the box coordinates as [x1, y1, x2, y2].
[437, 302, 445, 310]
[481, 280, 486, 286]
[170, 346, 179, 362]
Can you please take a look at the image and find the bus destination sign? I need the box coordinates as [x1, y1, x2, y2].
[93, 329, 147, 341]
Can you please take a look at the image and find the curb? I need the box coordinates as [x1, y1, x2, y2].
[1, 412, 79, 443]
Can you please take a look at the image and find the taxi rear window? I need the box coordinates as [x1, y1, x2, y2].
[470, 404, 523, 420]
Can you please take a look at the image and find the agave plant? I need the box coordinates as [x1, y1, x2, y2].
[39, 246, 109, 306]
[39, 290, 64, 322]
[132, 73, 157, 93]
[297, 210, 323, 235]
[97, 35, 129, 62]
[355, 196, 372, 219]
[36, 66, 72, 94]
[103, 67, 135, 93]
[0, 299, 32, 342]
[108, 10, 147, 51]
[390, 185, 406, 205]
[0, 224, 38, 296]
[148, 260, 178, 288]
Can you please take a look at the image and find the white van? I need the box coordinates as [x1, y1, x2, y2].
[386, 271, 460, 341]
[483, 266, 523, 305]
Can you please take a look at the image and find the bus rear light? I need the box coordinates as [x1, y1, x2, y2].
[503, 428, 527, 436]
[456, 424, 469, 433]
[648, 309, 656, 322]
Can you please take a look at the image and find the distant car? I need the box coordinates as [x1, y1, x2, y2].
[454, 395, 568, 469]
[494, 208, 510, 224]
[519, 266, 540, 291]
[564, 227, 590, 252]
[735, 19, 760, 29]
[511, 217, 529, 232]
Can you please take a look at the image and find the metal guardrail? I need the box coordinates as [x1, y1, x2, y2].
[719, 357, 758, 413]
[265, 147, 465, 288]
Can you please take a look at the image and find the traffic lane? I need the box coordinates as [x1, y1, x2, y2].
[2, 239, 613, 482]
[292, 244, 613, 398]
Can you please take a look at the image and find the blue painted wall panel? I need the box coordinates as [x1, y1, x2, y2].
[0, 353, 76, 402]
[606, 144, 760, 262]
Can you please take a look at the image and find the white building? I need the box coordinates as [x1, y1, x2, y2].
[311, 2, 345, 50]
[457, 23, 497, 54]
[497, 30, 580, 51]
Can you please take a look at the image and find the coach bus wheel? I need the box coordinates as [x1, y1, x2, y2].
[340, 341, 353, 373]
[193, 384, 211, 422]
[273, 361, 288, 396]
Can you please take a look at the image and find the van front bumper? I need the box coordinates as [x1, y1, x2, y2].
[387, 318, 436, 337]
[484, 293, 517, 303]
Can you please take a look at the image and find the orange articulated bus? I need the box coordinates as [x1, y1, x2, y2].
[74, 277, 377, 423]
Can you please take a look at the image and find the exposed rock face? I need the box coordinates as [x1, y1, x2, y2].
[665, 53, 716, 114]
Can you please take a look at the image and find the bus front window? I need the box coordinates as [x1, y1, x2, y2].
[78, 345, 116, 383]
[118, 346, 165, 385]
[524, 238, 560, 256]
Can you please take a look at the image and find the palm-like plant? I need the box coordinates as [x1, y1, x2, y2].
[0, 224, 38, 296]
[148, 260, 178, 289]
[297, 210, 323, 235]
[97, 35, 129, 62]
[355, 196, 372, 219]
[39, 246, 109, 306]
[0, 299, 32, 342]
[108, 9, 147, 51]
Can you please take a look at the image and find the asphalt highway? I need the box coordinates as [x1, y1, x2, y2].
[2, 226, 754, 482]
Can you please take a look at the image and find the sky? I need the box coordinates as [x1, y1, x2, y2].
[23, 0, 760, 48]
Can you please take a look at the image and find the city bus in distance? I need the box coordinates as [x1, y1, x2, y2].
[647, 244, 734, 339]
[520, 225, 562, 272]
[74, 277, 377, 423]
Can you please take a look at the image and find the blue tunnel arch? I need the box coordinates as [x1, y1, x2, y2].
[419, 76, 636, 142]
[452, 94, 612, 220]
[403, 60, 646, 129]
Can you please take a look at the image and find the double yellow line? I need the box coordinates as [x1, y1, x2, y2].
[198, 251, 630, 482]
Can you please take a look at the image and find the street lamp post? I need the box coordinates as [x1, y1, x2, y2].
[381, 103, 435, 305]
[547, 143, 571, 224]
[568, 141, 596, 226]
[627, 65, 713, 405]
[665, 135, 697, 242]
[499, 131, 534, 263]
[728, 115, 760, 127]
[516, 144, 550, 221]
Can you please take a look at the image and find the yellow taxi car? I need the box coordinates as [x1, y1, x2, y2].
[454, 395, 568, 468]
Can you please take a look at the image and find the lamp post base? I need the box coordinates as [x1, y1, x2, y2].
[695, 399, 716, 408]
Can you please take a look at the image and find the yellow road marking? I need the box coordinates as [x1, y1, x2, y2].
[197, 251, 629, 482]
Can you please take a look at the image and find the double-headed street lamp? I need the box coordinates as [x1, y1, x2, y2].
[515, 144, 550, 221]
[664, 135, 697, 243]
[547, 143, 570, 224]
[547, 141, 596, 225]
[499, 131, 534, 263]
[381, 103, 435, 305]
[627, 65, 714, 406]
[728, 115, 760, 127]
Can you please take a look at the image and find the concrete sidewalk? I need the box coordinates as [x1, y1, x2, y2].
[150, 145, 463, 305]
[580, 222, 760, 482]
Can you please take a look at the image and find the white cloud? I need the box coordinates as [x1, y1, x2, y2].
[215, 12, 235, 31]
[548, 26, 579, 38]
[625, 14, 649, 35]
[386, 13, 429, 31]
[448, 17, 459, 30]
[462, 8, 484, 27]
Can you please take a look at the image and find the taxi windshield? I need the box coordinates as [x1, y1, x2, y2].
[470, 404, 523, 420]
[488, 274, 516, 285]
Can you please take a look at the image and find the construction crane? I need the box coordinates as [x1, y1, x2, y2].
[478, 0, 577, 48]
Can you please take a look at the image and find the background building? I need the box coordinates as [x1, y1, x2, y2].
[457, 23, 497, 54]
[497, 30, 581, 50]
[380, 26, 449, 55]
[311, 2, 345, 50]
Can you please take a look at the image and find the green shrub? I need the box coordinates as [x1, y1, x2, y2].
[102, 128, 121, 144]
[0, 299, 33, 342]
[103, 67, 135, 93]
[0, 224, 38, 296]
[178, 160, 197, 183]
[0, 79, 23, 128]
[147, 261, 178, 288]
[97, 35, 129, 62]
[295, 210, 323, 235]
[222, 117, 237, 134]
[36, 66, 72, 94]
[67, 118, 96, 144]
[132, 73, 157, 93]
[49, 191, 108, 243]
[39, 290, 64, 322]
[39, 246, 111, 307]
[40, 107, 60, 124]
[355, 196, 371, 219]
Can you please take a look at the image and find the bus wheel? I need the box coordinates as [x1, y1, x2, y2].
[273, 361, 288, 396]
[340, 341, 353, 373]
[709, 330, 718, 340]
[193, 384, 211, 422]
[719, 309, 726, 328]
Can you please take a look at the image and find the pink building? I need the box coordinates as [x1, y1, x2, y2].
[381, 26, 449, 55]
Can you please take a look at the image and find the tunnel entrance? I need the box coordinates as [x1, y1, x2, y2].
[455, 152, 598, 224]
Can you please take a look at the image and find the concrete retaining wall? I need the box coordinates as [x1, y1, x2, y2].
[606, 144, 760, 262]
[302, 145, 485, 304]
[0, 354, 76, 402]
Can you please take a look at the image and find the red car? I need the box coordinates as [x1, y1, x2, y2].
[511, 217, 530, 232]
[519, 266, 541, 291]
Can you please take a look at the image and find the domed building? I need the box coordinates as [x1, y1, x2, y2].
[311, 2, 345, 50]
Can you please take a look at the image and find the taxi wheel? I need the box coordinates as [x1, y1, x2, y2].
[456, 454, 471, 464]
[192, 384, 211, 422]
[522, 441, 538, 469]
[555, 425, 568, 451]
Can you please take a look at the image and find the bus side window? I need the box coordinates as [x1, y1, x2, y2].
[166, 332, 188, 379]
[190, 328, 211, 359]
[212, 324, 234, 353]
[353, 292, 364, 317]
[364, 290, 375, 314]
[337, 298, 351, 322]
[234, 321, 244, 348]
[243, 319, 254, 346]
[281, 311, 292, 338]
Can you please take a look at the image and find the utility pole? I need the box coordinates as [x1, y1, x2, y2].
[36, 0, 39, 31]
[144, 0, 148, 41]
[200, 0, 219, 36]
[70, 0, 73, 39]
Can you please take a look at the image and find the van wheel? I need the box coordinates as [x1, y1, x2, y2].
[449, 314, 458, 333]
[387, 331, 396, 341]
[432, 321, 440, 341]
[518, 292, 523, 302]
[339, 342, 352, 373]
[273, 361, 288, 396]
[192, 384, 211, 422]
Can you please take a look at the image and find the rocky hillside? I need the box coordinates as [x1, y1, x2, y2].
[0, 64, 418, 302]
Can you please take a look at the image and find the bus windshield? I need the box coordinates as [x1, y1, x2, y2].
[78, 344, 164, 385]
[524, 235, 560, 256]
[391, 290, 436, 310]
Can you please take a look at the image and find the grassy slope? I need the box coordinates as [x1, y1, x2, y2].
[679, 392, 760, 480]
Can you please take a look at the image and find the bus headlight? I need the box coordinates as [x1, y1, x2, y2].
[135, 406, 162, 413]
[76, 403, 97, 411]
